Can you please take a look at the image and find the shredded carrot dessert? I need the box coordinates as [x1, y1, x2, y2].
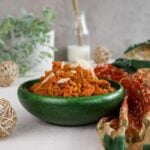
[30, 61, 115, 97]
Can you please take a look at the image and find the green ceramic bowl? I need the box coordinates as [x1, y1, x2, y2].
[18, 79, 124, 126]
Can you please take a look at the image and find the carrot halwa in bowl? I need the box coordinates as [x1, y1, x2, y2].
[30, 61, 115, 97]
[18, 61, 124, 126]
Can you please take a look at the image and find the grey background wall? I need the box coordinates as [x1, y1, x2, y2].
[0, 0, 150, 60]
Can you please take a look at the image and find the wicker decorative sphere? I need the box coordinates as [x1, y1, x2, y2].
[93, 46, 111, 64]
[0, 98, 17, 139]
[0, 61, 19, 87]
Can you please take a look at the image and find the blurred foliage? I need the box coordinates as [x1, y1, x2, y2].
[0, 7, 55, 75]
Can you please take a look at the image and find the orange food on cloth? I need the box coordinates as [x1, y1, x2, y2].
[95, 64, 150, 146]
[30, 61, 114, 97]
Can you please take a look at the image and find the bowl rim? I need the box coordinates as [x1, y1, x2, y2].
[18, 78, 124, 103]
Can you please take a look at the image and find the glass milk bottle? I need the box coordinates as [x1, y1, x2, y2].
[67, 12, 91, 62]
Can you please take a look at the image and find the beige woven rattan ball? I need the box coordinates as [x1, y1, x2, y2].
[93, 46, 111, 64]
[0, 61, 19, 87]
[0, 98, 17, 139]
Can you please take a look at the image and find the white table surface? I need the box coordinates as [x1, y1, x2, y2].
[0, 77, 104, 150]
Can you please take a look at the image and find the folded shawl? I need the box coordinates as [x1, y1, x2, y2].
[95, 65, 150, 150]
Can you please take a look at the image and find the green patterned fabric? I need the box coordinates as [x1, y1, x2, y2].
[143, 145, 150, 150]
[104, 134, 126, 150]
[97, 98, 150, 150]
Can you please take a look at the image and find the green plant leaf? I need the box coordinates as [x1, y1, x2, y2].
[0, 7, 55, 75]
